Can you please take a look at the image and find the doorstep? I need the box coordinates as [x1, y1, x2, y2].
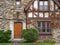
[11, 38, 25, 43]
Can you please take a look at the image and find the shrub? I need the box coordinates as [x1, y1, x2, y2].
[22, 28, 39, 42]
[0, 30, 11, 43]
[42, 39, 56, 43]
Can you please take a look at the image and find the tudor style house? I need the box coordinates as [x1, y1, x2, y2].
[0, 0, 60, 40]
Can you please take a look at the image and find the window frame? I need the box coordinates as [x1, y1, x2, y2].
[39, 0, 48, 11]
[15, 0, 21, 8]
[37, 21, 51, 33]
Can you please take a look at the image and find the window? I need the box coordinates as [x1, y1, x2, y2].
[39, 0, 48, 11]
[16, 0, 21, 8]
[38, 21, 51, 32]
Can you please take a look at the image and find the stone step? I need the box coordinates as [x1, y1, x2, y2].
[11, 38, 25, 43]
[55, 43, 60, 45]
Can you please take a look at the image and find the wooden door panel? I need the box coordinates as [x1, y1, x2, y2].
[14, 22, 22, 38]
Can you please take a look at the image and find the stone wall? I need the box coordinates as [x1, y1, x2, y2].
[0, 0, 32, 30]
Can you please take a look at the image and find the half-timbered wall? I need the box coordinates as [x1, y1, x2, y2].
[26, 0, 60, 39]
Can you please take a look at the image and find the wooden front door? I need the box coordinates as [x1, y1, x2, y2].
[14, 22, 22, 38]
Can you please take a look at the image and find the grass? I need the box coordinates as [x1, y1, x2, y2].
[0, 43, 12, 45]
[21, 43, 55, 45]
[0, 43, 55, 45]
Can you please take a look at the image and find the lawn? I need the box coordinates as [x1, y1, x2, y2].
[21, 43, 55, 45]
[0, 43, 12, 45]
[0, 43, 55, 45]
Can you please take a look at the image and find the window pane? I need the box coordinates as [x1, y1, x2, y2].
[44, 5, 48, 11]
[47, 22, 50, 28]
[44, 1, 48, 5]
[42, 21, 45, 28]
[16, 1, 20, 7]
[38, 22, 41, 27]
[38, 28, 40, 32]
[38, 22, 41, 32]
[47, 22, 51, 32]
[47, 29, 51, 32]
[39, 1, 43, 10]
[42, 29, 45, 32]
[40, 1, 43, 5]
[40, 5, 43, 10]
